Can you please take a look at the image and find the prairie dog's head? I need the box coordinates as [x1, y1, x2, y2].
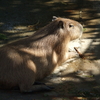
[52, 16, 83, 41]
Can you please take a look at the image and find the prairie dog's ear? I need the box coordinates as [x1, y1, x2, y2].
[52, 16, 58, 21]
[58, 21, 64, 29]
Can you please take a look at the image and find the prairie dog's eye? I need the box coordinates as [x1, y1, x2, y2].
[69, 24, 74, 28]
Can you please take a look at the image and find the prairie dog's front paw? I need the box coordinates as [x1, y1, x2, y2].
[68, 51, 79, 59]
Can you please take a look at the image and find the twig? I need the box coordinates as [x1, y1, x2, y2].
[74, 47, 85, 59]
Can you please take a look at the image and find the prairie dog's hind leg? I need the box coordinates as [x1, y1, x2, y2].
[19, 83, 33, 93]
[19, 82, 54, 93]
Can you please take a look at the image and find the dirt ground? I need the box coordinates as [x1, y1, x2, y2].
[0, 0, 100, 100]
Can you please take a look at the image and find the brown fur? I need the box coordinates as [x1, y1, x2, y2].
[0, 17, 83, 92]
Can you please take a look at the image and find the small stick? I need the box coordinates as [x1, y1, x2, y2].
[74, 47, 84, 59]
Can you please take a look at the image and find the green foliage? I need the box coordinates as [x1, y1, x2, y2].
[0, 34, 7, 40]
[83, 28, 86, 32]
